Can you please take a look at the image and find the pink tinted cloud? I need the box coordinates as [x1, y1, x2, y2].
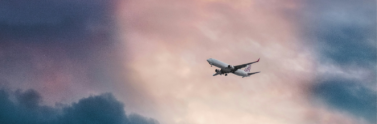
[115, 0, 368, 124]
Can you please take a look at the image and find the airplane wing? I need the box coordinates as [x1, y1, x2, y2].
[234, 58, 260, 69]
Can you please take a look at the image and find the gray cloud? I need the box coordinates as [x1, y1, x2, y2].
[0, 88, 158, 124]
[0, 0, 115, 42]
[302, 0, 376, 66]
[301, 0, 377, 123]
[0, 0, 132, 105]
[312, 79, 376, 122]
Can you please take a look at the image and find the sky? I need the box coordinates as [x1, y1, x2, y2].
[0, 0, 375, 124]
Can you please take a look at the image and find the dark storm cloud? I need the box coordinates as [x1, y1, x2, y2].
[317, 24, 376, 66]
[0, 0, 117, 66]
[312, 79, 376, 122]
[0, 88, 158, 124]
[0, 0, 114, 42]
[0, 0, 126, 103]
[302, 0, 377, 123]
[302, 0, 376, 66]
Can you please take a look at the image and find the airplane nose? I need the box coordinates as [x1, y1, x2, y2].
[207, 58, 211, 64]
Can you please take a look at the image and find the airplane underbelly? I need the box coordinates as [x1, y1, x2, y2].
[221, 68, 232, 73]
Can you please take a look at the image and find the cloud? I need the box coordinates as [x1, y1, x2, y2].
[311, 79, 376, 122]
[0, 88, 158, 124]
[0, 0, 115, 41]
[115, 0, 372, 124]
[301, 0, 376, 67]
[0, 0, 139, 106]
[300, 0, 377, 123]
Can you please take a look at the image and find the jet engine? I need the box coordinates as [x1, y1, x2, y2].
[215, 69, 220, 72]
[228, 65, 234, 69]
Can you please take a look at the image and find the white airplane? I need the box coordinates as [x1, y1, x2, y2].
[207, 58, 260, 78]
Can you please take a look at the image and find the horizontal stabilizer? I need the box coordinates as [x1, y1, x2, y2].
[248, 71, 260, 75]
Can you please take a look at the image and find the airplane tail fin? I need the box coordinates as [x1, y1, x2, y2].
[244, 65, 251, 73]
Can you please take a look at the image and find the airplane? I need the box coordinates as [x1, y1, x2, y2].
[207, 58, 260, 78]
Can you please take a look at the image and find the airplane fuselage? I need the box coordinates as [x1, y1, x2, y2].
[207, 58, 251, 77]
